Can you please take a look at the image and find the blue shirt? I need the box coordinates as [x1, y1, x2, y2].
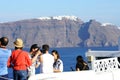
[0, 48, 11, 75]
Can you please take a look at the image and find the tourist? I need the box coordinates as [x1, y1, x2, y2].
[0, 37, 11, 80]
[27, 44, 42, 78]
[52, 50, 63, 72]
[76, 55, 89, 71]
[39, 44, 54, 73]
[7, 38, 32, 80]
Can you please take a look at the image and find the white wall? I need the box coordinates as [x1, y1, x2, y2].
[28, 69, 120, 80]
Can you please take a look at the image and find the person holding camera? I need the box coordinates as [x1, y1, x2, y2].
[27, 44, 42, 78]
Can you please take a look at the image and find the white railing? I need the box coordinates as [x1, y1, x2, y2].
[93, 57, 120, 72]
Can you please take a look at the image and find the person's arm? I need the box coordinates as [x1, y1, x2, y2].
[31, 50, 42, 63]
[26, 52, 32, 67]
[7, 56, 12, 68]
[39, 54, 43, 63]
[76, 63, 80, 71]
[76, 68, 80, 71]
[82, 62, 89, 70]
[53, 69, 61, 72]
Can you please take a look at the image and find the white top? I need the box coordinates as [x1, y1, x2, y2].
[40, 53, 54, 73]
[28, 54, 40, 77]
[53, 59, 63, 72]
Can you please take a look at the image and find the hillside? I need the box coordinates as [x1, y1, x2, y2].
[0, 16, 120, 48]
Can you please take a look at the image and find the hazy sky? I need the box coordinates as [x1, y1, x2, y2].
[0, 0, 119, 26]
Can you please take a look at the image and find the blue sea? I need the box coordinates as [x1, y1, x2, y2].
[8, 46, 118, 79]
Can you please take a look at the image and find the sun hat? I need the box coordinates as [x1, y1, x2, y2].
[14, 38, 24, 47]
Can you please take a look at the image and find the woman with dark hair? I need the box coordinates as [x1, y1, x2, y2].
[52, 50, 63, 72]
[76, 55, 89, 71]
[27, 44, 42, 78]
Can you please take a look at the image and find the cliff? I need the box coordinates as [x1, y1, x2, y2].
[0, 16, 120, 48]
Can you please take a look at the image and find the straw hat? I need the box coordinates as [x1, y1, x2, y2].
[14, 38, 24, 47]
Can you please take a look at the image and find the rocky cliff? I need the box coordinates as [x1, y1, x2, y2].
[0, 16, 120, 48]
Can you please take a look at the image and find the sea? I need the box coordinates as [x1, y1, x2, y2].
[8, 46, 118, 79]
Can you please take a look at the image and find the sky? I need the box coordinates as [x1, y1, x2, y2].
[0, 0, 120, 26]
